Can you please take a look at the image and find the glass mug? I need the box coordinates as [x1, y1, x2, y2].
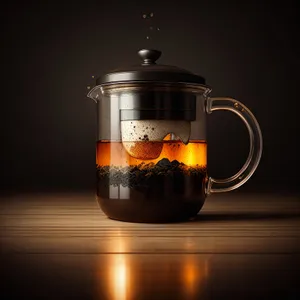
[88, 49, 263, 223]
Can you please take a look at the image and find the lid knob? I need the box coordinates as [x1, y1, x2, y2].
[138, 49, 162, 65]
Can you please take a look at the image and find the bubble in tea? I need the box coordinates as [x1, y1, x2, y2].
[123, 141, 163, 160]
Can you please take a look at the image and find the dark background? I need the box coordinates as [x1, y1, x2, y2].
[2, 0, 299, 195]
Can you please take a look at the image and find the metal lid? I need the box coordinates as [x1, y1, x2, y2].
[97, 49, 206, 85]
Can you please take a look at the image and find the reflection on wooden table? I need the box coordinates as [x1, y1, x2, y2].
[97, 243, 210, 299]
[0, 192, 300, 299]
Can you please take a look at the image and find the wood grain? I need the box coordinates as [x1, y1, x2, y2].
[1, 192, 299, 299]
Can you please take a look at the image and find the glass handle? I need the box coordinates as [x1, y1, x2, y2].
[205, 97, 263, 195]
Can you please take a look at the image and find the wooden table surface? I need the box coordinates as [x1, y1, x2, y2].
[1, 192, 300, 300]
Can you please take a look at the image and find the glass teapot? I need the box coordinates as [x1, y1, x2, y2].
[87, 49, 263, 223]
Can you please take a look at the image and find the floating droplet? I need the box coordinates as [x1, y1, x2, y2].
[87, 86, 91, 89]
[157, 27, 160, 31]
[142, 12, 154, 19]
[92, 75, 95, 78]
[146, 36, 150, 39]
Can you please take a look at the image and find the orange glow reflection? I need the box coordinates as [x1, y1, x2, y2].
[96, 235, 210, 299]
[96, 139, 207, 167]
[108, 234, 131, 300]
[110, 255, 128, 300]
[182, 255, 209, 296]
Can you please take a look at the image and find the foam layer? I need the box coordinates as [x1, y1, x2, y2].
[121, 120, 191, 159]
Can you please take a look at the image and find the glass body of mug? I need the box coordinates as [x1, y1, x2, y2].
[95, 83, 209, 222]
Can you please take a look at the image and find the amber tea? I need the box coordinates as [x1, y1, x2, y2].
[96, 140, 207, 222]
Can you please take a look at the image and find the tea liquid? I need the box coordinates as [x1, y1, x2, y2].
[96, 140, 207, 222]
